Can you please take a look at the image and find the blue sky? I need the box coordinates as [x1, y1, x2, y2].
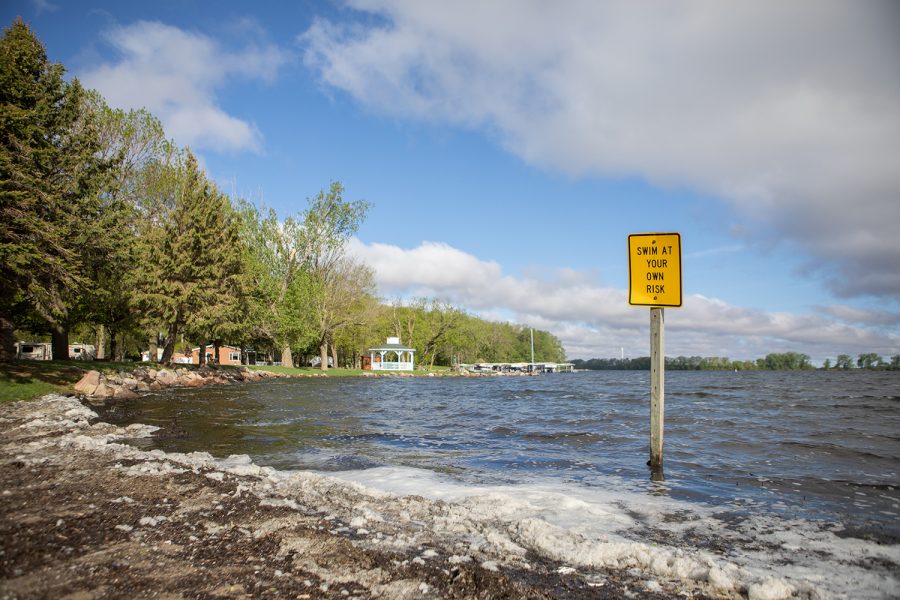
[6, 1, 900, 362]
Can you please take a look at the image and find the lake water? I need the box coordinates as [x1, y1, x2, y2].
[98, 370, 900, 597]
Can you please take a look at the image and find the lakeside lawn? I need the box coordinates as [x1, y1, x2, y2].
[0, 360, 445, 402]
[246, 365, 364, 377]
[0, 359, 135, 403]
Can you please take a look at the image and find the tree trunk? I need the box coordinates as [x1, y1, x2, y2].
[96, 325, 107, 360]
[213, 341, 221, 365]
[281, 344, 292, 368]
[199, 342, 206, 365]
[117, 332, 126, 361]
[160, 325, 177, 365]
[319, 341, 328, 371]
[109, 330, 118, 363]
[51, 324, 68, 361]
[148, 333, 158, 364]
[331, 343, 338, 370]
[0, 315, 16, 360]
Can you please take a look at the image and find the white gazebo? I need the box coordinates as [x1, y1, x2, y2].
[367, 337, 415, 371]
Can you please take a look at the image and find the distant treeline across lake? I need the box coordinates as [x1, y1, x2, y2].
[573, 351, 900, 370]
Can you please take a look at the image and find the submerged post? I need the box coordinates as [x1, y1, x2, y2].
[650, 307, 665, 469]
[627, 232, 681, 478]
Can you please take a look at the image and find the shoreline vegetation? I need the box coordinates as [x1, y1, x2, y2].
[0, 360, 538, 404]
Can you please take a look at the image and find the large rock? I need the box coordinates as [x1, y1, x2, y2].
[155, 370, 177, 386]
[183, 373, 205, 387]
[92, 383, 112, 398]
[112, 385, 138, 400]
[73, 371, 101, 395]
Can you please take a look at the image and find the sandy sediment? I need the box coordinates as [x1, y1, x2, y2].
[0, 394, 723, 599]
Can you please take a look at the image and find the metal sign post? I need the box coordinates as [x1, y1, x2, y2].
[628, 233, 682, 473]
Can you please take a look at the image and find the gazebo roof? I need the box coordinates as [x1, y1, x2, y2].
[368, 343, 415, 352]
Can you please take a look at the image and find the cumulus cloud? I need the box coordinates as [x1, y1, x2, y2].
[303, 1, 900, 300]
[348, 238, 900, 361]
[82, 20, 287, 153]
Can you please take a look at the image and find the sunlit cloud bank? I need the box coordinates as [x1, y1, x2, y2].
[304, 1, 900, 301]
[82, 20, 287, 153]
[349, 239, 900, 362]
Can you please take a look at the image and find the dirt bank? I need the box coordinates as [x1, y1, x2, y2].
[0, 394, 712, 599]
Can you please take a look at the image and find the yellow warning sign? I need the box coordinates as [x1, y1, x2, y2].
[628, 233, 682, 307]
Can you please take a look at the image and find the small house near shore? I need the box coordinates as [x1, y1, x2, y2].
[364, 337, 415, 371]
[189, 345, 243, 365]
[141, 345, 244, 365]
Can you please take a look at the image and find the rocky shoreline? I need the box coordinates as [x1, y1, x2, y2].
[72, 365, 287, 401]
[70, 364, 535, 401]
[0, 394, 695, 599]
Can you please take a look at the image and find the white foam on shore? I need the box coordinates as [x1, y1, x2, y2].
[14, 395, 900, 600]
[325, 465, 900, 599]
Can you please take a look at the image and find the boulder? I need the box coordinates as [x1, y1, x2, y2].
[155, 370, 177, 386]
[183, 374, 205, 387]
[92, 383, 112, 398]
[112, 385, 138, 400]
[148, 381, 162, 391]
[73, 370, 101, 395]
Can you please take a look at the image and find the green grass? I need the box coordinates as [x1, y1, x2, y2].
[0, 359, 457, 403]
[0, 360, 88, 402]
[247, 365, 365, 377]
[0, 359, 205, 402]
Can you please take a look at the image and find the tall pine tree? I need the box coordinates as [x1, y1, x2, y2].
[130, 151, 245, 364]
[0, 19, 110, 359]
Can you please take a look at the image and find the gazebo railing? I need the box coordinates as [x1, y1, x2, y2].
[373, 361, 413, 371]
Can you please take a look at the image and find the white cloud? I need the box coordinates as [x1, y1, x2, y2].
[819, 304, 900, 327]
[349, 238, 900, 361]
[82, 20, 287, 153]
[30, 0, 58, 14]
[303, 1, 900, 300]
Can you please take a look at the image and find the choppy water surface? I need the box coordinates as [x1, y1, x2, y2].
[101, 370, 900, 540]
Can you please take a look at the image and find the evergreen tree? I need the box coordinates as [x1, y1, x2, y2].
[183, 185, 246, 362]
[130, 151, 245, 364]
[0, 19, 88, 357]
[0, 20, 116, 359]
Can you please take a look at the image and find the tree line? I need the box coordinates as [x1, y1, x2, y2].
[573, 352, 900, 371]
[0, 20, 566, 369]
